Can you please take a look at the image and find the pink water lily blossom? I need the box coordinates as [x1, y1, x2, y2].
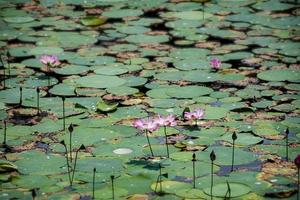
[133, 118, 159, 132]
[154, 114, 177, 127]
[184, 111, 195, 120]
[210, 58, 221, 70]
[184, 108, 205, 120]
[193, 108, 205, 120]
[40, 55, 60, 66]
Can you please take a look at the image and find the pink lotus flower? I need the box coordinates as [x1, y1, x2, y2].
[133, 118, 159, 132]
[184, 108, 205, 120]
[154, 114, 177, 127]
[193, 108, 205, 120]
[184, 111, 195, 120]
[210, 58, 221, 70]
[295, 154, 300, 168]
[40, 55, 60, 66]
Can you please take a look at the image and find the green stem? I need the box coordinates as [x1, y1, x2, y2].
[69, 131, 72, 163]
[231, 141, 235, 172]
[93, 168, 96, 199]
[3, 120, 6, 145]
[37, 89, 40, 115]
[3, 67, 5, 89]
[62, 98, 65, 131]
[286, 134, 289, 161]
[63, 144, 72, 186]
[47, 65, 50, 87]
[111, 176, 115, 200]
[159, 166, 162, 193]
[193, 160, 196, 188]
[164, 126, 169, 158]
[70, 149, 79, 186]
[297, 168, 299, 200]
[19, 87, 22, 106]
[211, 161, 213, 200]
[145, 130, 154, 157]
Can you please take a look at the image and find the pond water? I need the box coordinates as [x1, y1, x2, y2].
[0, 0, 300, 199]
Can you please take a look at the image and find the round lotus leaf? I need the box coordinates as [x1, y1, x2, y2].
[96, 100, 118, 112]
[8, 46, 33, 57]
[125, 34, 169, 44]
[81, 16, 107, 26]
[102, 9, 143, 18]
[173, 59, 210, 70]
[284, 84, 300, 91]
[14, 150, 65, 175]
[108, 106, 147, 119]
[115, 25, 150, 34]
[154, 71, 183, 81]
[201, 106, 228, 120]
[150, 180, 190, 194]
[204, 182, 251, 198]
[116, 176, 152, 194]
[175, 188, 205, 199]
[257, 69, 300, 82]
[32, 118, 62, 134]
[148, 98, 179, 108]
[183, 70, 220, 82]
[4, 16, 35, 23]
[170, 48, 210, 59]
[161, 11, 213, 20]
[53, 65, 89, 75]
[12, 174, 55, 189]
[0, 87, 45, 104]
[166, 86, 213, 98]
[256, 145, 300, 160]
[166, 19, 204, 29]
[75, 75, 126, 88]
[123, 76, 147, 87]
[49, 83, 75, 96]
[28, 47, 63, 55]
[69, 56, 115, 66]
[252, 0, 294, 11]
[2, 124, 32, 143]
[205, 146, 257, 165]
[106, 86, 139, 96]
[77, 157, 123, 173]
[95, 186, 128, 199]
[109, 44, 138, 52]
[94, 66, 128, 75]
[221, 133, 263, 146]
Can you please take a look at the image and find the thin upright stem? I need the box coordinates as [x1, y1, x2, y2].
[70, 149, 79, 186]
[211, 161, 213, 200]
[92, 168, 96, 199]
[62, 98, 65, 131]
[286, 134, 289, 161]
[231, 140, 235, 172]
[47, 65, 50, 87]
[3, 120, 6, 145]
[159, 166, 162, 193]
[111, 176, 115, 200]
[3, 67, 5, 89]
[19, 87, 22, 106]
[164, 126, 169, 158]
[193, 160, 196, 188]
[36, 88, 40, 115]
[297, 168, 299, 200]
[69, 131, 72, 163]
[63, 144, 71, 185]
[145, 130, 154, 157]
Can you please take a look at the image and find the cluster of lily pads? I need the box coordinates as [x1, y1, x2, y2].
[0, 0, 300, 199]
